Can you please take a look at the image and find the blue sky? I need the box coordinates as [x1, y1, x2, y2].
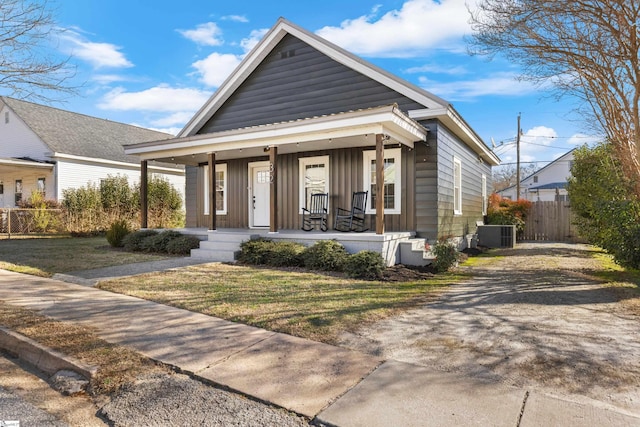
[16, 0, 603, 168]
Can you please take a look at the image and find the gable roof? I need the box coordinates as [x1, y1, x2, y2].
[498, 148, 576, 193]
[1, 97, 175, 166]
[177, 18, 499, 165]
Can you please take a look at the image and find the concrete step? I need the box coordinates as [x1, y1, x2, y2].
[198, 240, 242, 251]
[190, 248, 237, 262]
[398, 239, 434, 267]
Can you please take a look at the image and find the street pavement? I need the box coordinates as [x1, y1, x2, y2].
[1, 263, 639, 426]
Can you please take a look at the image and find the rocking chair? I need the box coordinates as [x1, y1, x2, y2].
[301, 193, 329, 231]
[334, 191, 368, 232]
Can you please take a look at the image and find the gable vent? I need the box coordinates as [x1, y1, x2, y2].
[280, 49, 296, 59]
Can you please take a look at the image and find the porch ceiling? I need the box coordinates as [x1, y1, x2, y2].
[125, 105, 427, 165]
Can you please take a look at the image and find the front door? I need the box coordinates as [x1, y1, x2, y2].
[249, 162, 270, 227]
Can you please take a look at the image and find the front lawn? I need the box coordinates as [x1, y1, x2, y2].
[0, 236, 170, 277]
[99, 263, 463, 344]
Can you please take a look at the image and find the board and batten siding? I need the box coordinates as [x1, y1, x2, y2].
[198, 34, 425, 134]
[192, 146, 416, 231]
[434, 124, 492, 239]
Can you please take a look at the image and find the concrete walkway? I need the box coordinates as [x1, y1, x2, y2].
[1, 269, 639, 426]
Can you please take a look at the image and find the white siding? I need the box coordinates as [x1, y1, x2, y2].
[500, 151, 573, 201]
[0, 104, 50, 160]
[56, 159, 185, 203]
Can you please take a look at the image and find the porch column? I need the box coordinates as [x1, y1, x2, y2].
[208, 152, 216, 231]
[141, 160, 148, 229]
[269, 146, 278, 232]
[375, 134, 385, 234]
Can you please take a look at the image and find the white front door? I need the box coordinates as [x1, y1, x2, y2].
[249, 162, 270, 227]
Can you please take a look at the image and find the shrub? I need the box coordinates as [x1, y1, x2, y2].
[301, 240, 349, 271]
[122, 229, 159, 252]
[166, 235, 202, 255]
[140, 230, 183, 253]
[431, 240, 461, 273]
[343, 250, 386, 279]
[238, 238, 273, 265]
[106, 220, 131, 248]
[135, 176, 184, 228]
[265, 241, 306, 267]
[486, 194, 532, 233]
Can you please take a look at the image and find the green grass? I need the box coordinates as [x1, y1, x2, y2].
[0, 236, 170, 277]
[99, 263, 461, 344]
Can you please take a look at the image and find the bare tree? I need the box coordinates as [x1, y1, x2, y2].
[0, 0, 75, 101]
[492, 163, 538, 192]
[469, 1, 640, 197]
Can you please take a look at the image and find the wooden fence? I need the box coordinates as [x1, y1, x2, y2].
[521, 201, 581, 242]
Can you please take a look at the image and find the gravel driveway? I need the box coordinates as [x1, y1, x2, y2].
[338, 242, 640, 415]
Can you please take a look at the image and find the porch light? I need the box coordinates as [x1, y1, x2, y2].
[264, 146, 270, 152]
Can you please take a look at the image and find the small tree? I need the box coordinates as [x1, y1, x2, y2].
[486, 194, 532, 234]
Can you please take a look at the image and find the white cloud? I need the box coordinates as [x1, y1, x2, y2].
[567, 133, 602, 146]
[150, 112, 196, 127]
[315, 0, 471, 57]
[240, 28, 269, 53]
[419, 73, 538, 100]
[191, 52, 243, 87]
[92, 74, 130, 84]
[97, 84, 210, 112]
[222, 15, 249, 23]
[62, 31, 133, 69]
[405, 64, 469, 75]
[178, 22, 224, 46]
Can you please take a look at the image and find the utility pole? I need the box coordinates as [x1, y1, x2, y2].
[516, 113, 521, 200]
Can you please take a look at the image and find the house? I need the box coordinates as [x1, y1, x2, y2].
[124, 18, 500, 265]
[0, 97, 185, 208]
[498, 149, 574, 202]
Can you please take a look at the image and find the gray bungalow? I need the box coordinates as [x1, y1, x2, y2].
[125, 18, 500, 265]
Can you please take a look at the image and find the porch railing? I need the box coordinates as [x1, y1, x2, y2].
[0, 208, 64, 238]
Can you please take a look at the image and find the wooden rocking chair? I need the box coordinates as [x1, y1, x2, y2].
[334, 191, 368, 232]
[301, 193, 329, 231]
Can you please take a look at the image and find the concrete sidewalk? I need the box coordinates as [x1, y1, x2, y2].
[1, 269, 638, 426]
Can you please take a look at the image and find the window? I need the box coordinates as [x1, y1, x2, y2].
[299, 156, 329, 212]
[533, 175, 539, 183]
[37, 177, 46, 194]
[453, 157, 462, 215]
[203, 164, 227, 215]
[363, 148, 401, 214]
[481, 174, 487, 216]
[4, 112, 8, 124]
[15, 180, 22, 205]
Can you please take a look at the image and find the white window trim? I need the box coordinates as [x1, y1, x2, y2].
[203, 163, 227, 215]
[454, 157, 462, 215]
[298, 155, 330, 213]
[363, 148, 402, 214]
[481, 174, 487, 216]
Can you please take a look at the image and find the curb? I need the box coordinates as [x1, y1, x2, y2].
[0, 327, 98, 380]
[51, 273, 98, 287]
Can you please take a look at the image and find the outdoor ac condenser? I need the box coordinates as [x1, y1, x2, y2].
[476, 225, 516, 248]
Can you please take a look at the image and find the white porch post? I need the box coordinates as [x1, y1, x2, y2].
[375, 134, 385, 235]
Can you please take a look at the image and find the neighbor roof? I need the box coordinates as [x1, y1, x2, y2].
[1, 97, 175, 166]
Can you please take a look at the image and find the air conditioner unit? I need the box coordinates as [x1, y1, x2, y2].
[477, 225, 516, 248]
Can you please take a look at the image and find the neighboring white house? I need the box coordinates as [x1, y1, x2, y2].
[0, 97, 184, 207]
[499, 149, 574, 201]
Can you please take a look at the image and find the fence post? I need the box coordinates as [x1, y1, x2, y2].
[7, 208, 11, 240]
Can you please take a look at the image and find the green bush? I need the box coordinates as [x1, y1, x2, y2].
[238, 238, 273, 265]
[140, 230, 183, 253]
[343, 250, 386, 279]
[122, 229, 159, 252]
[265, 241, 305, 267]
[301, 240, 349, 271]
[106, 220, 131, 248]
[135, 176, 184, 228]
[166, 235, 202, 255]
[431, 240, 461, 273]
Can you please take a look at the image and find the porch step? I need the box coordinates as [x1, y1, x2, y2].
[398, 238, 434, 267]
[189, 230, 258, 262]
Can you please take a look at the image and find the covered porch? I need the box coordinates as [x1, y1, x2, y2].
[125, 105, 430, 265]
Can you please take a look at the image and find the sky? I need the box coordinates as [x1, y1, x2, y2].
[6, 0, 604, 170]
